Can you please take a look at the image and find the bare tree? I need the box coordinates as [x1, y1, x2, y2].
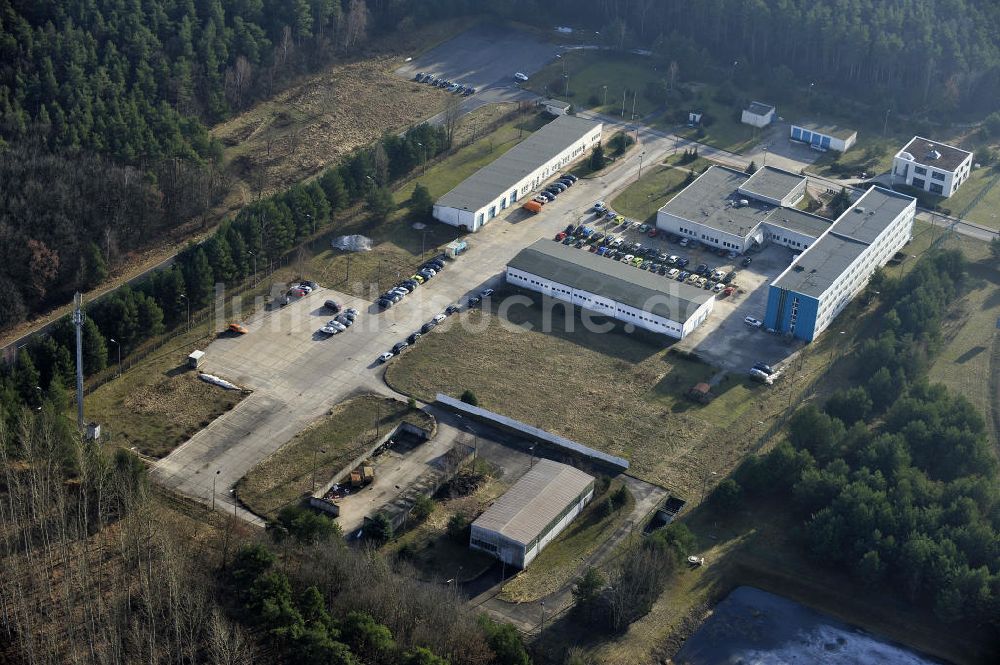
[344, 0, 369, 50]
[209, 609, 258, 665]
[443, 95, 462, 148]
[225, 56, 253, 110]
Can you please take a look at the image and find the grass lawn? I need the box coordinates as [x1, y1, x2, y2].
[269, 111, 553, 296]
[235, 395, 434, 520]
[579, 497, 991, 665]
[938, 165, 1000, 228]
[499, 479, 634, 603]
[666, 92, 759, 154]
[385, 289, 802, 497]
[524, 51, 663, 118]
[609, 161, 699, 223]
[806, 136, 899, 180]
[85, 325, 245, 459]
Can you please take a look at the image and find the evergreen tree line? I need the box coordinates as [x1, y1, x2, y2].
[729, 250, 1000, 626]
[0, 410, 532, 664]
[0, 123, 449, 423]
[0, 0, 458, 337]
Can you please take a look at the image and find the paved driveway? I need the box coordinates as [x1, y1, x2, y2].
[153, 124, 679, 522]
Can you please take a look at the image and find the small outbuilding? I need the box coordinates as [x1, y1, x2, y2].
[688, 111, 703, 126]
[790, 121, 857, 153]
[188, 350, 205, 369]
[539, 98, 572, 116]
[470, 459, 595, 569]
[687, 383, 713, 404]
[741, 101, 775, 128]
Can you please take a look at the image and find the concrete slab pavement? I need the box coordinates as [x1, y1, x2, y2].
[153, 128, 676, 522]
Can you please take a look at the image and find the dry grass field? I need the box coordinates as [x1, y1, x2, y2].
[213, 56, 447, 202]
[385, 292, 806, 498]
[85, 327, 245, 458]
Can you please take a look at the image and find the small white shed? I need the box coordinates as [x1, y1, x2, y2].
[188, 350, 205, 369]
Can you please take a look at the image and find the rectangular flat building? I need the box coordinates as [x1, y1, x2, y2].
[433, 115, 602, 232]
[765, 186, 915, 341]
[506, 239, 714, 339]
[790, 122, 857, 152]
[892, 136, 973, 198]
[470, 459, 595, 569]
[656, 165, 822, 254]
[741, 101, 775, 128]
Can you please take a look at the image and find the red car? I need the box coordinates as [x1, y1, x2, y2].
[647, 229, 658, 238]
[554, 231, 567, 241]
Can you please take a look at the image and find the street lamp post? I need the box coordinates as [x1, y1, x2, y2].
[882, 108, 891, 137]
[602, 84, 608, 107]
[212, 469, 220, 511]
[540, 601, 546, 633]
[247, 251, 257, 286]
[637, 151, 646, 180]
[109, 338, 121, 377]
[528, 444, 536, 470]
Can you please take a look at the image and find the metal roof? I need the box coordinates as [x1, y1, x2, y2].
[540, 98, 571, 110]
[739, 166, 806, 203]
[896, 136, 972, 173]
[746, 101, 774, 116]
[436, 115, 601, 212]
[507, 239, 713, 322]
[659, 166, 772, 237]
[772, 186, 915, 298]
[763, 207, 831, 238]
[792, 121, 857, 141]
[435, 393, 629, 470]
[472, 459, 594, 547]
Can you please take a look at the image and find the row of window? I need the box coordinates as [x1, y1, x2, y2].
[470, 537, 499, 553]
[507, 271, 685, 333]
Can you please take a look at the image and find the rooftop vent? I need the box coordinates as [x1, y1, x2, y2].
[927, 148, 942, 160]
[740, 199, 750, 207]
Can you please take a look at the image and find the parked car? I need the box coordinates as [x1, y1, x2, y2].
[228, 323, 248, 335]
[463, 87, 475, 96]
[335, 315, 352, 327]
[562, 236, 574, 245]
[480, 288, 495, 298]
[677, 271, 690, 281]
[324, 299, 342, 312]
[723, 270, 737, 284]
[742, 257, 753, 267]
[561, 173, 578, 183]
[420, 322, 437, 334]
[411, 274, 425, 284]
[392, 341, 409, 354]
[744, 316, 763, 328]
[677, 257, 690, 268]
[753, 362, 775, 375]
[679, 237, 690, 247]
[695, 263, 709, 275]
[320, 324, 340, 335]
[648, 229, 658, 238]
[445, 304, 460, 315]
[407, 332, 422, 345]
[667, 268, 680, 278]
[467, 295, 482, 307]
[554, 232, 567, 241]
[513, 72, 529, 81]
[593, 201, 606, 212]
[377, 298, 392, 309]
[713, 283, 725, 292]
[377, 352, 393, 363]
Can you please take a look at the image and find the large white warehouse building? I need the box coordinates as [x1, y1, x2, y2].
[433, 115, 602, 232]
[506, 240, 715, 339]
[470, 459, 595, 569]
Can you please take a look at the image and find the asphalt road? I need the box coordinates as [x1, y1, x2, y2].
[153, 125, 682, 523]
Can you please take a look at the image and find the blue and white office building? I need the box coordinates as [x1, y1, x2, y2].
[764, 187, 916, 341]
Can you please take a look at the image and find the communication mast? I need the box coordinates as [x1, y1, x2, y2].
[73, 292, 84, 430]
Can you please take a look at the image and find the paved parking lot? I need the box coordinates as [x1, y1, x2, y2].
[154, 127, 677, 520]
[397, 25, 557, 92]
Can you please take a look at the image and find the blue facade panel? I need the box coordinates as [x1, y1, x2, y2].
[764, 285, 820, 342]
